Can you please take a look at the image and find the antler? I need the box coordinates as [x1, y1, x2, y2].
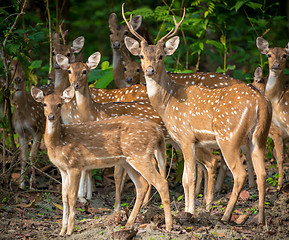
[158, 8, 186, 43]
[122, 3, 146, 43]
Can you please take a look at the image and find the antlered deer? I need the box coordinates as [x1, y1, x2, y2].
[123, 4, 272, 224]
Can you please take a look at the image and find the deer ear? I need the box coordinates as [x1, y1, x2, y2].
[124, 36, 141, 56]
[86, 52, 101, 70]
[285, 42, 289, 56]
[56, 54, 70, 70]
[256, 37, 269, 55]
[164, 36, 180, 56]
[71, 36, 85, 53]
[52, 32, 60, 45]
[254, 67, 263, 81]
[62, 86, 75, 103]
[109, 13, 118, 27]
[31, 86, 44, 103]
[131, 15, 142, 31]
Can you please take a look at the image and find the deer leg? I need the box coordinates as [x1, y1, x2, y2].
[67, 169, 81, 236]
[122, 162, 149, 227]
[219, 142, 247, 223]
[195, 163, 203, 198]
[78, 170, 88, 204]
[271, 134, 284, 190]
[242, 144, 256, 189]
[127, 155, 173, 231]
[180, 141, 196, 214]
[86, 170, 93, 200]
[114, 165, 126, 211]
[59, 170, 69, 236]
[215, 155, 227, 193]
[251, 144, 267, 224]
[19, 135, 28, 189]
[205, 158, 217, 209]
[29, 132, 42, 189]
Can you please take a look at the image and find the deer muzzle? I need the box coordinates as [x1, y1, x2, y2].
[145, 67, 155, 76]
[272, 62, 281, 71]
[126, 77, 133, 84]
[113, 42, 121, 49]
[72, 81, 79, 89]
[48, 113, 55, 121]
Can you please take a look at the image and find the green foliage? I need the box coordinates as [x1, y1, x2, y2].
[266, 173, 280, 187]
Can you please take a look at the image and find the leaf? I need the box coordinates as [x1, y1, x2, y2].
[29, 60, 42, 70]
[245, 2, 263, 10]
[220, 35, 226, 46]
[231, 0, 248, 12]
[52, 202, 63, 210]
[16, 197, 37, 208]
[101, 61, 110, 70]
[177, 195, 183, 201]
[206, 40, 223, 51]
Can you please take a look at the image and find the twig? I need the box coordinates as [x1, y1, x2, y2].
[20, 189, 61, 194]
[44, 0, 53, 75]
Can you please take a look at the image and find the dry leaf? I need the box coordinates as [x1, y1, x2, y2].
[52, 202, 63, 210]
[16, 197, 37, 208]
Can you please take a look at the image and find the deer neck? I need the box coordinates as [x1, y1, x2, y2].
[44, 118, 61, 150]
[145, 65, 180, 116]
[112, 48, 130, 86]
[54, 69, 70, 95]
[265, 70, 285, 103]
[74, 82, 98, 122]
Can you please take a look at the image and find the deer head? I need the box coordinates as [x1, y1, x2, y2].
[109, 12, 141, 50]
[122, 4, 184, 80]
[56, 52, 101, 90]
[10, 58, 26, 92]
[52, 34, 85, 69]
[256, 37, 289, 72]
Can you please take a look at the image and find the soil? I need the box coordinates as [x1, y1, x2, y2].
[1, 154, 289, 240]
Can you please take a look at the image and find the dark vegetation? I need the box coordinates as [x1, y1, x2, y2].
[1, 0, 289, 239]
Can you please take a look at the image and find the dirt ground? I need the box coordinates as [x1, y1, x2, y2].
[1, 153, 289, 240]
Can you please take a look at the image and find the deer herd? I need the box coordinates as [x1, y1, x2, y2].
[4, 3, 289, 236]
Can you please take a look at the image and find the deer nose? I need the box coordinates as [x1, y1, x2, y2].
[48, 113, 55, 121]
[272, 62, 281, 70]
[126, 77, 133, 83]
[72, 81, 79, 89]
[113, 42, 121, 49]
[145, 67, 155, 76]
[14, 77, 21, 83]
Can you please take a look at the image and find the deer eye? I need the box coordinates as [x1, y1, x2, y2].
[124, 31, 129, 35]
[57, 103, 61, 108]
[82, 70, 87, 75]
[124, 67, 127, 71]
[52, 52, 55, 56]
[140, 55, 144, 59]
[136, 68, 140, 72]
[159, 55, 163, 60]
[283, 54, 287, 58]
[109, 30, 112, 35]
[267, 54, 271, 58]
[67, 53, 71, 57]
[43, 103, 47, 107]
[68, 70, 71, 74]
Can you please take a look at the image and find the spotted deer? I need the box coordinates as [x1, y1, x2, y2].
[57, 52, 218, 210]
[123, 4, 272, 224]
[31, 86, 172, 235]
[10, 59, 45, 189]
[256, 37, 289, 190]
[122, 52, 146, 85]
[56, 52, 167, 208]
[109, 12, 142, 88]
[51, 32, 85, 95]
